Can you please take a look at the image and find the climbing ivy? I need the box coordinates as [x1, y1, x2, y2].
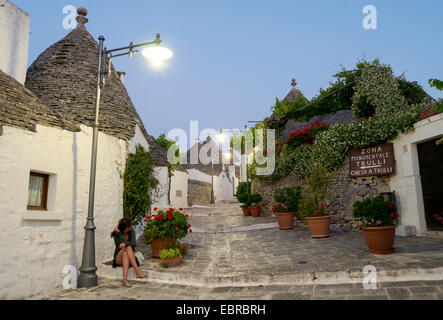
[250, 60, 429, 181]
[153, 134, 183, 177]
[264, 59, 428, 144]
[428, 78, 443, 145]
[123, 144, 157, 224]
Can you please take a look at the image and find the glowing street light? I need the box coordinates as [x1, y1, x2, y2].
[217, 132, 227, 143]
[142, 45, 174, 63]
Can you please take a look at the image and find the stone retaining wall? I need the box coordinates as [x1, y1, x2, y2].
[252, 162, 391, 230]
[188, 179, 212, 206]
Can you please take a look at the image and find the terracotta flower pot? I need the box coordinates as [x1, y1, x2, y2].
[275, 212, 294, 230]
[362, 226, 396, 254]
[242, 207, 251, 216]
[161, 256, 184, 267]
[306, 215, 331, 238]
[250, 206, 261, 217]
[151, 237, 175, 258]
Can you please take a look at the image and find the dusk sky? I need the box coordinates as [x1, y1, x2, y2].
[14, 0, 443, 150]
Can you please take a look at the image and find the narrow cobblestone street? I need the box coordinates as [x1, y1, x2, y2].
[34, 204, 443, 300]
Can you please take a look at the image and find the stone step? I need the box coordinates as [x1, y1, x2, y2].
[98, 262, 443, 289]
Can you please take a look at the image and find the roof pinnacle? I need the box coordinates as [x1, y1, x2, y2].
[76, 7, 88, 26]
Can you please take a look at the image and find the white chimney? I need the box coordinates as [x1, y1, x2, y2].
[0, 0, 30, 84]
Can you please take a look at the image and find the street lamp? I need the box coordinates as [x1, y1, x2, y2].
[77, 23, 173, 288]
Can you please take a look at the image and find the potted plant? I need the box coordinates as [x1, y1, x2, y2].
[144, 207, 192, 258]
[299, 168, 333, 238]
[249, 193, 263, 217]
[159, 242, 189, 267]
[353, 195, 399, 254]
[236, 182, 251, 216]
[273, 186, 302, 230]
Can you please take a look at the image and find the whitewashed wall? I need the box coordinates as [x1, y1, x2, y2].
[128, 124, 150, 154]
[187, 168, 212, 184]
[170, 170, 188, 209]
[152, 166, 169, 207]
[0, 124, 127, 299]
[389, 114, 443, 232]
[0, 1, 29, 84]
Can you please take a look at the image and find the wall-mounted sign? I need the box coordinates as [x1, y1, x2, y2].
[349, 143, 395, 177]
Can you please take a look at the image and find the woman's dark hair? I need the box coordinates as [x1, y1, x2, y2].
[111, 217, 133, 238]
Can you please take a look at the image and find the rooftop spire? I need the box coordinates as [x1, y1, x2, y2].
[76, 7, 88, 27]
[282, 78, 300, 102]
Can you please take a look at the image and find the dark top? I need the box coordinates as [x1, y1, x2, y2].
[112, 229, 138, 268]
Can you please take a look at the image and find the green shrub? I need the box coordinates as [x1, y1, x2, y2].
[353, 195, 398, 227]
[273, 186, 302, 213]
[299, 167, 333, 217]
[249, 193, 262, 206]
[123, 144, 156, 224]
[236, 182, 251, 205]
[159, 242, 189, 259]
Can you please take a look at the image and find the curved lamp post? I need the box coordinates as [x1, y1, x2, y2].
[78, 27, 173, 288]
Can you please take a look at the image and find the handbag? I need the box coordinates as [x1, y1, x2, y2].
[134, 251, 144, 266]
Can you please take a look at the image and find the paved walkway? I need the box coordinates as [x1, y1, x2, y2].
[35, 278, 443, 300]
[33, 203, 443, 300]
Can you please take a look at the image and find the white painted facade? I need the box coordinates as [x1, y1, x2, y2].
[187, 166, 238, 203]
[0, 124, 127, 299]
[187, 168, 212, 184]
[152, 166, 169, 207]
[389, 113, 443, 232]
[0, 0, 29, 83]
[170, 170, 188, 209]
[128, 124, 150, 154]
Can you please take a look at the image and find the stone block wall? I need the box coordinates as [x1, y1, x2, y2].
[188, 179, 212, 206]
[252, 162, 391, 230]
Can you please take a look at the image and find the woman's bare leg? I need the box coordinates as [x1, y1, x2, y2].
[125, 246, 144, 277]
[115, 248, 130, 284]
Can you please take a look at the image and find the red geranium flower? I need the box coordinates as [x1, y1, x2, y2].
[189, 229, 193, 233]
[154, 207, 158, 211]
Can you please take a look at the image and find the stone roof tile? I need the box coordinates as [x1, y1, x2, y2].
[0, 69, 79, 133]
[25, 16, 149, 142]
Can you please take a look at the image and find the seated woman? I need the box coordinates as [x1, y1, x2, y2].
[111, 217, 146, 287]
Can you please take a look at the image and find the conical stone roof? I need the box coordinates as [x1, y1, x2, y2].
[282, 78, 300, 102]
[183, 137, 240, 177]
[0, 69, 79, 133]
[25, 11, 150, 141]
